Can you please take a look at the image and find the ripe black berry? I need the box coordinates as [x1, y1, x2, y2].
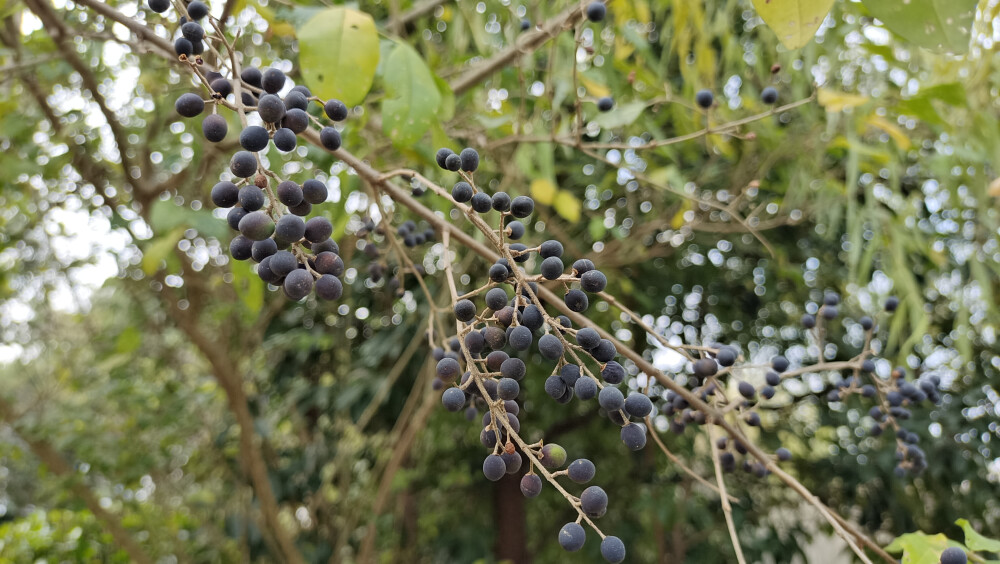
[238, 186, 265, 211]
[459, 148, 479, 172]
[282, 108, 309, 133]
[492, 192, 511, 211]
[256, 94, 286, 123]
[283, 91, 308, 111]
[454, 299, 477, 322]
[540, 256, 563, 280]
[520, 474, 542, 497]
[761, 87, 778, 105]
[211, 181, 239, 208]
[597, 96, 614, 112]
[324, 99, 349, 121]
[181, 21, 204, 42]
[229, 235, 253, 261]
[238, 211, 274, 241]
[201, 114, 228, 142]
[510, 196, 534, 218]
[186, 0, 208, 19]
[452, 181, 473, 202]
[302, 179, 328, 204]
[148, 0, 169, 13]
[251, 238, 277, 262]
[304, 217, 333, 243]
[273, 215, 305, 246]
[470, 192, 492, 212]
[241, 67, 263, 88]
[229, 150, 258, 177]
[695, 89, 714, 109]
[283, 269, 313, 300]
[261, 67, 286, 94]
[585, 2, 606, 22]
[320, 127, 342, 151]
[273, 128, 297, 152]
[444, 153, 462, 171]
[175, 93, 205, 117]
[239, 125, 270, 152]
[174, 37, 193, 57]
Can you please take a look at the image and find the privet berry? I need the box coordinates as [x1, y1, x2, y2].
[585, 1, 606, 22]
[175, 93, 205, 117]
[695, 89, 714, 109]
[320, 127, 342, 151]
[201, 114, 228, 142]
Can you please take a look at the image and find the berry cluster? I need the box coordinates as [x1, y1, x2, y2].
[144, 1, 952, 561]
[159, 0, 351, 301]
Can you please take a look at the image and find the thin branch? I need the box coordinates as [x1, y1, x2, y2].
[707, 425, 747, 564]
[448, 1, 596, 94]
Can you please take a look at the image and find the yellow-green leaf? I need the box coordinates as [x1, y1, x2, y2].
[382, 43, 441, 147]
[885, 532, 951, 564]
[957, 519, 1000, 552]
[553, 190, 581, 222]
[298, 7, 379, 106]
[862, 0, 977, 54]
[751, 0, 835, 49]
[866, 115, 912, 150]
[530, 178, 557, 206]
[818, 89, 869, 112]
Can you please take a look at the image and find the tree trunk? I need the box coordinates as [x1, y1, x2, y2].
[493, 472, 529, 563]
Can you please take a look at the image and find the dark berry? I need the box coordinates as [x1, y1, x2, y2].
[175, 93, 205, 117]
[695, 89, 714, 109]
[585, 2, 606, 22]
[324, 99, 348, 121]
[261, 67, 286, 94]
[319, 127, 342, 151]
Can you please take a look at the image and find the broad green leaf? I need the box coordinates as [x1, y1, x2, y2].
[298, 7, 379, 106]
[862, 0, 976, 53]
[591, 102, 646, 129]
[957, 519, 1000, 551]
[885, 532, 951, 564]
[141, 227, 184, 276]
[530, 178, 557, 205]
[751, 0, 835, 49]
[381, 43, 442, 147]
[553, 190, 581, 222]
[148, 199, 228, 240]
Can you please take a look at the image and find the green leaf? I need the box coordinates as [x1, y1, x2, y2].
[957, 519, 1000, 551]
[885, 532, 951, 564]
[141, 227, 184, 276]
[298, 7, 379, 106]
[148, 199, 228, 240]
[862, 0, 977, 53]
[229, 258, 264, 315]
[751, 0, 835, 49]
[381, 43, 442, 147]
[590, 102, 646, 130]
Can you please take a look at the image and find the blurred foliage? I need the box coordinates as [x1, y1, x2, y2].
[0, 0, 998, 563]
